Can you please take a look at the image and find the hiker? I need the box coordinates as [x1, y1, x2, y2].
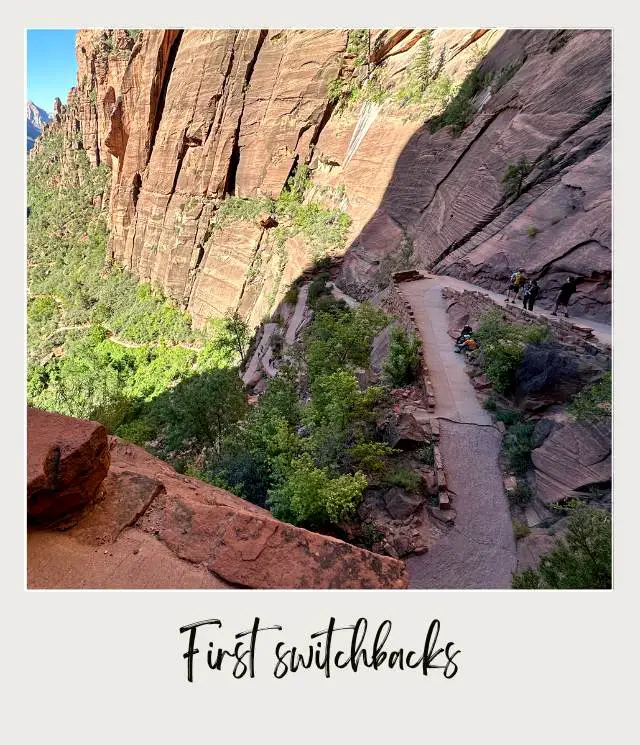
[506, 268, 526, 303]
[454, 329, 478, 354]
[455, 325, 473, 345]
[522, 279, 540, 311]
[552, 276, 578, 317]
[455, 336, 479, 354]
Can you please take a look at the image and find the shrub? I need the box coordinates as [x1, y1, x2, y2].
[268, 453, 367, 528]
[419, 443, 434, 466]
[568, 371, 612, 422]
[358, 522, 384, 550]
[346, 29, 369, 65]
[503, 423, 535, 476]
[327, 78, 344, 103]
[527, 225, 538, 238]
[511, 505, 611, 588]
[511, 568, 541, 588]
[474, 309, 550, 394]
[115, 417, 156, 447]
[313, 295, 348, 315]
[502, 157, 532, 198]
[348, 441, 396, 474]
[307, 272, 330, 307]
[384, 327, 422, 386]
[483, 395, 498, 412]
[283, 284, 299, 306]
[508, 478, 533, 505]
[494, 408, 522, 426]
[512, 519, 531, 540]
[384, 466, 422, 492]
[429, 68, 493, 135]
[303, 302, 387, 383]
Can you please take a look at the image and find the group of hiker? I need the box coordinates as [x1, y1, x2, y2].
[452, 273, 580, 355]
[506, 270, 578, 317]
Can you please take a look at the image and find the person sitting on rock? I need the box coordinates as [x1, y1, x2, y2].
[522, 279, 540, 311]
[454, 332, 478, 353]
[552, 276, 578, 317]
[455, 325, 473, 345]
[506, 269, 526, 303]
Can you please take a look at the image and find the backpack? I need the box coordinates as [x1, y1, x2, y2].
[510, 271, 522, 286]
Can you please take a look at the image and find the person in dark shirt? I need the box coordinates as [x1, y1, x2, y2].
[522, 279, 540, 311]
[552, 277, 578, 317]
[455, 325, 473, 345]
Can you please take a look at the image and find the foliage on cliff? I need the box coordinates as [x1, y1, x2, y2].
[512, 505, 611, 588]
[27, 128, 390, 532]
[27, 131, 239, 441]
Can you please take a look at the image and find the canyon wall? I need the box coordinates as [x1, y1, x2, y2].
[35, 28, 611, 324]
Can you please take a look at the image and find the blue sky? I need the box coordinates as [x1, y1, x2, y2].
[27, 29, 79, 113]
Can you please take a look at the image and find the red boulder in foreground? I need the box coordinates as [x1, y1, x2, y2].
[27, 407, 409, 590]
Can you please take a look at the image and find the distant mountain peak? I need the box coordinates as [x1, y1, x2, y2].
[26, 100, 51, 151]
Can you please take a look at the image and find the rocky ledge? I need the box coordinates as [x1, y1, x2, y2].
[27, 407, 408, 589]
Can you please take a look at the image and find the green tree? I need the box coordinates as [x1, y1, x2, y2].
[413, 32, 435, 91]
[512, 506, 612, 588]
[502, 157, 532, 199]
[384, 327, 422, 386]
[268, 452, 367, 528]
[219, 309, 251, 363]
[164, 368, 247, 453]
[303, 302, 387, 383]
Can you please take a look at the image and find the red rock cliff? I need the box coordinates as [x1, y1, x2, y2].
[35, 28, 611, 325]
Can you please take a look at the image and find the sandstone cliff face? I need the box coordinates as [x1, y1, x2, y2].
[335, 30, 611, 321]
[34, 27, 611, 326]
[27, 407, 408, 589]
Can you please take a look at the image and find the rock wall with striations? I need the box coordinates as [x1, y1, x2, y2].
[336, 29, 612, 321]
[33, 28, 611, 325]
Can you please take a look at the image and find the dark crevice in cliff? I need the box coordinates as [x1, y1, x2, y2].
[131, 173, 142, 209]
[170, 136, 189, 196]
[504, 97, 611, 206]
[194, 245, 205, 270]
[305, 98, 336, 160]
[224, 30, 268, 197]
[235, 230, 267, 313]
[148, 30, 183, 163]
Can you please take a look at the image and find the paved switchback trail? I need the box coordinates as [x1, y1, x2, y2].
[398, 277, 515, 588]
[397, 274, 611, 588]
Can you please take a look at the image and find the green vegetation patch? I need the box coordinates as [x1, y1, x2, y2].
[568, 371, 612, 422]
[512, 505, 611, 588]
[384, 327, 422, 386]
[214, 164, 351, 258]
[474, 309, 550, 394]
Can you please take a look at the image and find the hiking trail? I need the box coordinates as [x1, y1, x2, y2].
[396, 273, 610, 588]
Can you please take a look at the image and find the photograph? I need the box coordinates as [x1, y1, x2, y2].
[26, 26, 612, 590]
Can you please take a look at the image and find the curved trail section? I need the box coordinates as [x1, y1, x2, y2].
[398, 274, 610, 588]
